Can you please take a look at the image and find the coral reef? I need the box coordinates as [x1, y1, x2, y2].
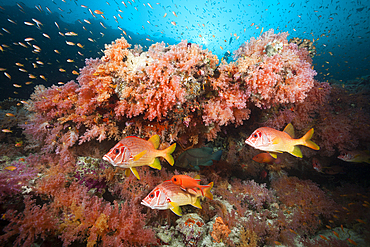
[1, 29, 369, 247]
[21, 29, 317, 162]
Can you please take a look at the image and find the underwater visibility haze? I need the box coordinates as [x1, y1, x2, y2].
[0, 0, 370, 246]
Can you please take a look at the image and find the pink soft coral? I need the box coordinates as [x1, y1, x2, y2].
[235, 29, 316, 108]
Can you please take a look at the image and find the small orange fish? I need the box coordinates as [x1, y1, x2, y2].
[2, 129, 12, 133]
[347, 238, 357, 245]
[103, 135, 176, 179]
[356, 219, 366, 224]
[245, 123, 319, 158]
[94, 10, 103, 14]
[170, 175, 211, 198]
[5, 166, 17, 171]
[332, 231, 339, 238]
[4, 72, 11, 79]
[15, 141, 23, 147]
[5, 113, 15, 117]
[253, 152, 281, 164]
[65, 32, 77, 36]
[319, 235, 328, 240]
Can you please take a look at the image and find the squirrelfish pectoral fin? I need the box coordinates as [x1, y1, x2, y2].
[272, 138, 280, 145]
[149, 157, 162, 170]
[269, 152, 278, 159]
[133, 150, 147, 161]
[169, 202, 182, 216]
[192, 197, 202, 209]
[283, 123, 295, 138]
[290, 146, 303, 158]
[130, 167, 140, 179]
[148, 134, 160, 149]
[124, 169, 130, 177]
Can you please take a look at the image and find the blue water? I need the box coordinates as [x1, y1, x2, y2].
[0, 0, 369, 99]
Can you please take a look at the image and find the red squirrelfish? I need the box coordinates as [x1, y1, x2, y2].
[141, 181, 203, 216]
[169, 175, 212, 199]
[103, 135, 176, 179]
[338, 151, 370, 164]
[312, 157, 323, 173]
[245, 123, 319, 158]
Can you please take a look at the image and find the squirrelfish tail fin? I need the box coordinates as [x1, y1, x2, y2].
[301, 128, 320, 150]
[161, 143, 176, 166]
[204, 182, 214, 200]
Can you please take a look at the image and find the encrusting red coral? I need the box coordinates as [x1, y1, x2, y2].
[211, 216, 231, 243]
[271, 176, 339, 234]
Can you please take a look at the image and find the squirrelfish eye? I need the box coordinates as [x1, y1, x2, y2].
[253, 134, 258, 138]
[114, 148, 119, 154]
[173, 178, 177, 182]
[149, 193, 154, 198]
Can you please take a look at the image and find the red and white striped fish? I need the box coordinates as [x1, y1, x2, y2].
[103, 135, 176, 179]
[141, 180, 213, 216]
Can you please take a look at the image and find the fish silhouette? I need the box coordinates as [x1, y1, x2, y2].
[175, 147, 222, 170]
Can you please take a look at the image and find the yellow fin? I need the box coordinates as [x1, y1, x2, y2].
[290, 146, 302, 158]
[161, 143, 176, 166]
[133, 150, 147, 161]
[149, 158, 162, 170]
[204, 182, 214, 200]
[169, 202, 182, 216]
[130, 167, 140, 179]
[194, 175, 200, 180]
[301, 128, 320, 150]
[269, 152, 278, 159]
[124, 169, 130, 177]
[148, 134, 160, 149]
[192, 197, 202, 209]
[283, 123, 295, 138]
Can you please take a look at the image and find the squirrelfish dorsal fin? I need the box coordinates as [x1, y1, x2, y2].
[283, 123, 295, 138]
[148, 134, 160, 149]
[194, 175, 201, 181]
